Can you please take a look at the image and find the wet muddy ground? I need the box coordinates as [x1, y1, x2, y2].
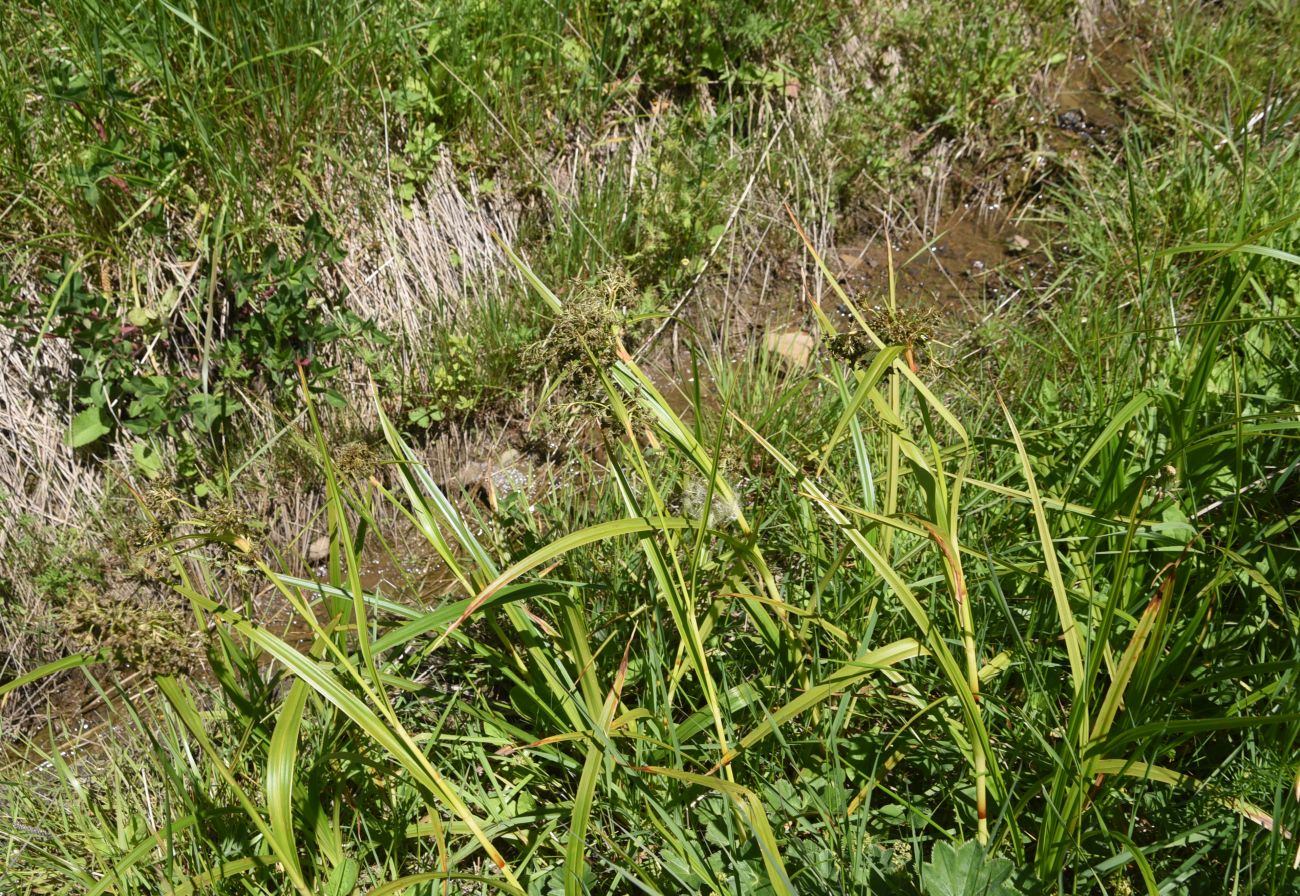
[833, 205, 1048, 320]
[702, 17, 1145, 363]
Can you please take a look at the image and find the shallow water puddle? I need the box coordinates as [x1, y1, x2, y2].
[834, 205, 1048, 318]
[1050, 20, 1143, 149]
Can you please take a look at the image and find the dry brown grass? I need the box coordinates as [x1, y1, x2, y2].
[337, 156, 521, 337]
[0, 332, 109, 554]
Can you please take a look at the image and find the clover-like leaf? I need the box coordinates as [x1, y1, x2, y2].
[921, 840, 1020, 896]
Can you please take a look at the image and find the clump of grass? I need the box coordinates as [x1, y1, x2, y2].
[5, 221, 1299, 889]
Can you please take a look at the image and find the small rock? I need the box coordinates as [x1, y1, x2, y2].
[838, 250, 865, 272]
[306, 535, 331, 562]
[1057, 109, 1087, 133]
[452, 461, 488, 491]
[1006, 234, 1031, 254]
[764, 330, 816, 369]
[451, 450, 530, 504]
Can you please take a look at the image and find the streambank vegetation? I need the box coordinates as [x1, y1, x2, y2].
[2, 1, 1298, 893]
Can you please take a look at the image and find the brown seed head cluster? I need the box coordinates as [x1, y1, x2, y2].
[525, 271, 641, 436]
[334, 440, 382, 480]
[526, 276, 628, 379]
[62, 581, 202, 678]
[132, 482, 183, 548]
[828, 304, 940, 368]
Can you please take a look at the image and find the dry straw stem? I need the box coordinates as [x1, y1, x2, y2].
[338, 155, 520, 336]
[0, 331, 107, 546]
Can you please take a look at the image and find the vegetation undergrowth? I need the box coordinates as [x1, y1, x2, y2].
[3, 0, 1300, 894]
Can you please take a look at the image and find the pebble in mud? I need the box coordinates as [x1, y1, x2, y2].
[1057, 108, 1088, 132]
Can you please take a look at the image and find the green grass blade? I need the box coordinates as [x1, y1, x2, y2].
[818, 346, 906, 476]
[1071, 390, 1156, 478]
[494, 234, 564, 313]
[266, 679, 310, 883]
[83, 814, 199, 896]
[715, 638, 924, 770]
[375, 392, 495, 588]
[1159, 240, 1300, 267]
[157, 676, 313, 896]
[431, 516, 691, 650]
[1001, 398, 1086, 700]
[365, 873, 527, 896]
[1089, 582, 1165, 744]
[632, 766, 797, 895]
[169, 589, 518, 889]
[565, 746, 603, 896]
[0, 651, 107, 699]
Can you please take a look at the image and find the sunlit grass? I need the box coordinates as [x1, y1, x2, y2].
[3, 1, 1300, 894]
